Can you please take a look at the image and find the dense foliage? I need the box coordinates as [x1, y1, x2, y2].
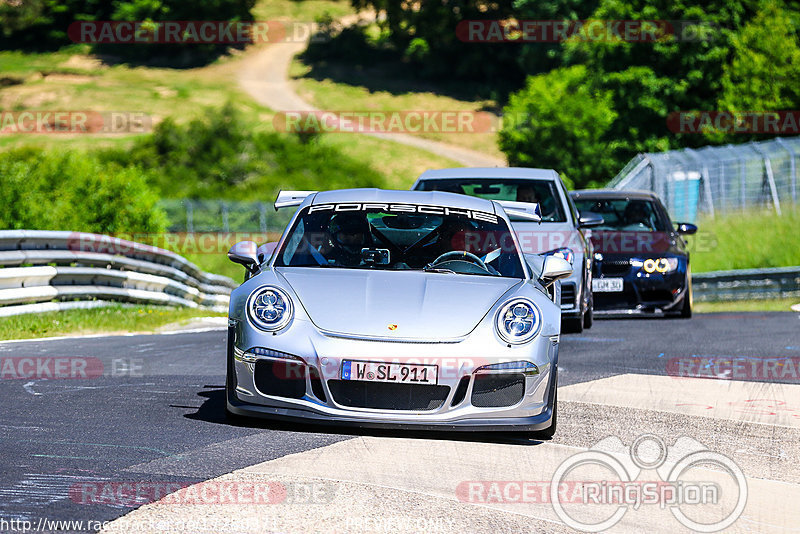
[349, 0, 800, 188]
[498, 65, 618, 187]
[0, 106, 387, 233]
[0, 0, 255, 64]
[0, 147, 167, 233]
[103, 104, 386, 200]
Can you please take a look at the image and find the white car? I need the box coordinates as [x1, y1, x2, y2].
[413, 167, 603, 333]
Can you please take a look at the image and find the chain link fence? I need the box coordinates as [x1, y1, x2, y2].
[608, 136, 800, 222]
[159, 199, 295, 233]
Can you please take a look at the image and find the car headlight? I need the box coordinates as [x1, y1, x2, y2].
[495, 299, 542, 344]
[247, 286, 293, 331]
[547, 247, 574, 265]
[642, 257, 680, 274]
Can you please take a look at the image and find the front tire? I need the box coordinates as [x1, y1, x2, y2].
[532, 388, 557, 440]
[583, 299, 593, 329]
[680, 292, 692, 318]
[562, 315, 584, 334]
[225, 325, 244, 422]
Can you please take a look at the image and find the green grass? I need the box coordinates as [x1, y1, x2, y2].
[253, 0, 353, 20]
[695, 298, 799, 313]
[177, 246, 249, 281]
[0, 47, 262, 152]
[0, 304, 226, 341]
[687, 206, 800, 272]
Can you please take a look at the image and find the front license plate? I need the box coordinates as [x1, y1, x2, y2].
[341, 360, 438, 385]
[592, 278, 624, 292]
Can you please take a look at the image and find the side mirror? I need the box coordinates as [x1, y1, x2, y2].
[578, 211, 604, 228]
[540, 256, 572, 287]
[257, 242, 278, 263]
[675, 222, 698, 235]
[524, 253, 545, 279]
[228, 241, 260, 273]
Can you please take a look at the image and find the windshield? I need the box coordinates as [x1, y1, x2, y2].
[274, 203, 525, 278]
[415, 178, 567, 222]
[573, 198, 671, 232]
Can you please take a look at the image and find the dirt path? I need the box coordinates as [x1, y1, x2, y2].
[237, 20, 505, 168]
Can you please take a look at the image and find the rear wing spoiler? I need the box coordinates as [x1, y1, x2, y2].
[496, 200, 542, 223]
[274, 190, 317, 210]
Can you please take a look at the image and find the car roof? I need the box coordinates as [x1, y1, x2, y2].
[416, 167, 559, 181]
[310, 188, 497, 213]
[570, 189, 661, 201]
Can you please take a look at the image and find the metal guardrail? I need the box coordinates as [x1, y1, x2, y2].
[0, 230, 237, 316]
[692, 266, 800, 302]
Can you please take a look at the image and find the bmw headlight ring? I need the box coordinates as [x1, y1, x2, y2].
[247, 286, 293, 331]
[642, 257, 680, 274]
[495, 298, 542, 344]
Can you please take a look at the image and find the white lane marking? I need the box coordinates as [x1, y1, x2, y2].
[560, 373, 800, 428]
[22, 381, 41, 396]
[99, 433, 800, 534]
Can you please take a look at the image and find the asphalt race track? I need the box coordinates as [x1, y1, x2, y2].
[1, 312, 799, 533]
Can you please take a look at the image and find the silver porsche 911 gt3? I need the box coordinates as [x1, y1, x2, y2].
[224, 188, 572, 438]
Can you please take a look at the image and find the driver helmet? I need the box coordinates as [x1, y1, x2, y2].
[623, 200, 650, 226]
[329, 212, 369, 255]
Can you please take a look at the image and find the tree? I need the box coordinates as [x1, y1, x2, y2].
[499, 0, 763, 183]
[719, 0, 800, 113]
[512, 0, 601, 75]
[351, 0, 520, 82]
[498, 65, 618, 188]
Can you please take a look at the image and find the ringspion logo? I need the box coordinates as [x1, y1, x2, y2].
[549, 434, 747, 531]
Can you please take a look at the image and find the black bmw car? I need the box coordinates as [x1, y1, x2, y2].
[570, 190, 697, 318]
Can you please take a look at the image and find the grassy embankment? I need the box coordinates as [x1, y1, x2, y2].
[688, 206, 800, 272]
[0, 305, 226, 341]
[687, 206, 800, 312]
[289, 22, 505, 160]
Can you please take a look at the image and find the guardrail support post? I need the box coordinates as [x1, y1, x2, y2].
[751, 142, 782, 216]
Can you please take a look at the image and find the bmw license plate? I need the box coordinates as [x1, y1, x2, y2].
[341, 360, 438, 384]
[592, 278, 624, 292]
